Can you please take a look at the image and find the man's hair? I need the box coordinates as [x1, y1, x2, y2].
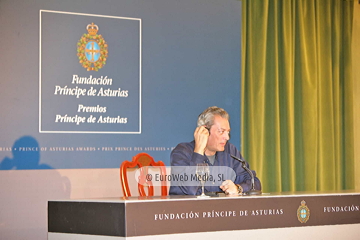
[197, 106, 229, 127]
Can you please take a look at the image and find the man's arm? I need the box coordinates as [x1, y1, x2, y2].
[169, 142, 207, 195]
[219, 144, 261, 194]
[169, 126, 211, 195]
[232, 155, 261, 192]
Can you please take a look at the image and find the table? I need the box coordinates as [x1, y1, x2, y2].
[48, 191, 360, 239]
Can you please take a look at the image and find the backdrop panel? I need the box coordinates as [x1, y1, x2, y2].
[0, 0, 241, 169]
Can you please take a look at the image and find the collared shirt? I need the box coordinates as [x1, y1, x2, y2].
[169, 140, 261, 195]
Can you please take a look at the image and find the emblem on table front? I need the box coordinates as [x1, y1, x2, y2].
[297, 200, 310, 223]
[77, 23, 108, 71]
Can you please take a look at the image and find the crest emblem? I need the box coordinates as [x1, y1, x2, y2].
[297, 200, 310, 223]
[77, 23, 108, 71]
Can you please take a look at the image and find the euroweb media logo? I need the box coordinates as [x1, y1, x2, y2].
[77, 23, 108, 71]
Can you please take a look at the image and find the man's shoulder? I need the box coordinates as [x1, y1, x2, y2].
[174, 141, 195, 151]
[224, 142, 240, 154]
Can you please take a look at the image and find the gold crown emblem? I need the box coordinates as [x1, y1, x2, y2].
[86, 23, 99, 35]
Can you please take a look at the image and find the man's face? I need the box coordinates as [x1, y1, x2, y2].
[205, 115, 230, 155]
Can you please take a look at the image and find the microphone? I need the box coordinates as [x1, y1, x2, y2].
[230, 155, 262, 195]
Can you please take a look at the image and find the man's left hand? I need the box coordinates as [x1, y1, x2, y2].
[220, 180, 238, 195]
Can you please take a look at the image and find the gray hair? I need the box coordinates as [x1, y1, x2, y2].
[197, 106, 229, 127]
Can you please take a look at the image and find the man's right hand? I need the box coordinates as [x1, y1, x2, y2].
[193, 126, 209, 155]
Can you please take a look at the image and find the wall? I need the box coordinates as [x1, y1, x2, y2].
[0, 0, 242, 239]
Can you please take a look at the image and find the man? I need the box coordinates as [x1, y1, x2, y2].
[169, 106, 261, 195]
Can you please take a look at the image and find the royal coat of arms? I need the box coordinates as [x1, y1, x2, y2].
[77, 23, 108, 71]
[297, 200, 310, 223]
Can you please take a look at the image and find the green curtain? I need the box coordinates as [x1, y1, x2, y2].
[241, 0, 354, 193]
